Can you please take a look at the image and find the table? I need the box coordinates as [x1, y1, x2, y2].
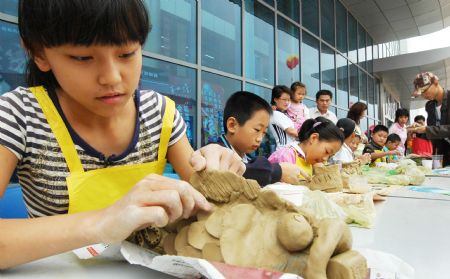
[1, 252, 176, 279]
[352, 176, 450, 279]
[3, 177, 449, 279]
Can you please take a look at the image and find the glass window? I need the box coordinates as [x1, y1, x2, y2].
[321, 44, 335, 104]
[359, 69, 367, 103]
[360, 117, 368, 137]
[349, 63, 358, 106]
[303, 98, 315, 111]
[245, 0, 275, 84]
[336, 1, 347, 55]
[336, 54, 348, 109]
[368, 77, 374, 118]
[263, 0, 275, 6]
[367, 34, 373, 74]
[0, 0, 18, 17]
[140, 58, 197, 147]
[337, 108, 347, 119]
[301, 31, 320, 99]
[0, 21, 26, 95]
[245, 83, 272, 103]
[348, 14, 357, 63]
[201, 72, 241, 145]
[321, 0, 335, 46]
[201, 0, 241, 75]
[277, 16, 300, 87]
[302, 0, 319, 36]
[277, 0, 299, 22]
[374, 79, 380, 120]
[144, 0, 196, 63]
[358, 23, 366, 69]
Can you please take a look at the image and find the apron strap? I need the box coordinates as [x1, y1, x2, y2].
[158, 96, 175, 161]
[30, 86, 84, 174]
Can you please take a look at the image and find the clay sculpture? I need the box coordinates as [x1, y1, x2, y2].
[307, 164, 344, 192]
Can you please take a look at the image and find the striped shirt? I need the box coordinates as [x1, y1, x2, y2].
[268, 110, 297, 150]
[0, 87, 186, 217]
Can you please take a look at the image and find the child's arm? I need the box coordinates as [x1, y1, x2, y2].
[285, 127, 299, 138]
[167, 135, 246, 181]
[0, 145, 211, 269]
[369, 150, 401, 160]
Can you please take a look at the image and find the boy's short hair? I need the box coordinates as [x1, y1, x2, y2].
[372, 124, 388, 134]
[386, 133, 401, 143]
[414, 115, 425, 122]
[223, 91, 272, 133]
[315, 89, 333, 100]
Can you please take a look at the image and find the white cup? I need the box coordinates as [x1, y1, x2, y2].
[421, 160, 432, 170]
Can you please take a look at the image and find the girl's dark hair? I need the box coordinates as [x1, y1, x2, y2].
[271, 85, 291, 105]
[336, 118, 356, 139]
[414, 115, 425, 122]
[394, 108, 410, 123]
[290, 81, 306, 98]
[19, 0, 151, 89]
[347, 102, 367, 125]
[298, 117, 344, 143]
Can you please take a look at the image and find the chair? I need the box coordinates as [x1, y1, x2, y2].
[0, 183, 28, 218]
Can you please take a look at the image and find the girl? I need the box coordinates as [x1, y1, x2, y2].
[268, 117, 344, 179]
[268, 85, 298, 150]
[332, 118, 371, 164]
[389, 108, 410, 155]
[0, 0, 244, 268]
[287, 81, 310, 132]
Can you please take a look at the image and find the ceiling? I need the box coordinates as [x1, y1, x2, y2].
[341, 0, 450, 43]
[341, 0, 450, 110]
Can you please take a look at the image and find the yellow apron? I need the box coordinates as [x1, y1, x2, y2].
[292, 148, 313, 179]
[30, 86, 175, 214]
[370, 149, 386, 167]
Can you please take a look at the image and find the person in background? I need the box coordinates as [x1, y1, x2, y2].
[218, 91, 311, 185]
[268, 117, 344, 179]
[268, 85, 298, 150]
[363, 125, 401, 166]
[309, 90, 337, 124]
[383, 134, 402, 162]
[0, 0, 245, 268]
[347, 102, 368, 155]
[388, 108, 410, 155]
[411, 71, 450, 165]
[332, 118, 371, 164]
[408, 115, 433, 157]
[287, 81, 310, 132]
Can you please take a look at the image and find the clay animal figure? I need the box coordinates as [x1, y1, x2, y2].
[156, 171, 368, 279]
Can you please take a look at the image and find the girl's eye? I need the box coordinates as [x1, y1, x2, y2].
[70, 56, 92, 61]
[254, 128, 261, 132]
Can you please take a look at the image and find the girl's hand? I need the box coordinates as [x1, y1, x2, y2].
[279, 162, 311, 184]
[93, 174, 212, 243]
[189, 144, 246, 175]
[389, 150, 402, 156]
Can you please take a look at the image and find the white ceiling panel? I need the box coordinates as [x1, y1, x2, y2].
[383, 6, 413, 21]
[409, 0, 439, 16]
[375, 0, 407, 10]
[391, 18, 417, 31]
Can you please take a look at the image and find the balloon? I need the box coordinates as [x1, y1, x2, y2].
[286, 55, 299, 70]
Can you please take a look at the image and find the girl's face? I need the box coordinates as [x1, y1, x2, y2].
[304, 133, 342, 164]
[274, 92, 291, 111]
[34, 42, 142, 118]
[398, 116, 408, 126]
[292, 87, 306, 103]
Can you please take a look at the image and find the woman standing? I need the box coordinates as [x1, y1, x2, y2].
[389, 108, 410, 155]
[347, 102, 368, 155]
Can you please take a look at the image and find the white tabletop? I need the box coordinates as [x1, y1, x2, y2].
[3, 177, 449, 279]
[1, 252, 176, 279]
[352, 176, 450, 279]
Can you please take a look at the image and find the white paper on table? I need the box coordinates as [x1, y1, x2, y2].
[356, 248, 415, 279]
[264, 183, 309, 206]
[120, 241, 302, 279]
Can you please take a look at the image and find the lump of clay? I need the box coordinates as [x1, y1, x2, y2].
[181, 171, 368, 279]
[308, 164, 343, 192]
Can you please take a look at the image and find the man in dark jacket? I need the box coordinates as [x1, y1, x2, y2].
[412, 72, 450, 166]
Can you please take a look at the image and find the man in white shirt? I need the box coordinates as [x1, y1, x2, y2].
[309, 90, 337, 124]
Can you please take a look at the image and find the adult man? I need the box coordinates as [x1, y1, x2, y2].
[411, 72, 450, 166]
[309, 90, 337, 124]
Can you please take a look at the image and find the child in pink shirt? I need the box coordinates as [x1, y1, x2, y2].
[287, 82, 310, 132]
